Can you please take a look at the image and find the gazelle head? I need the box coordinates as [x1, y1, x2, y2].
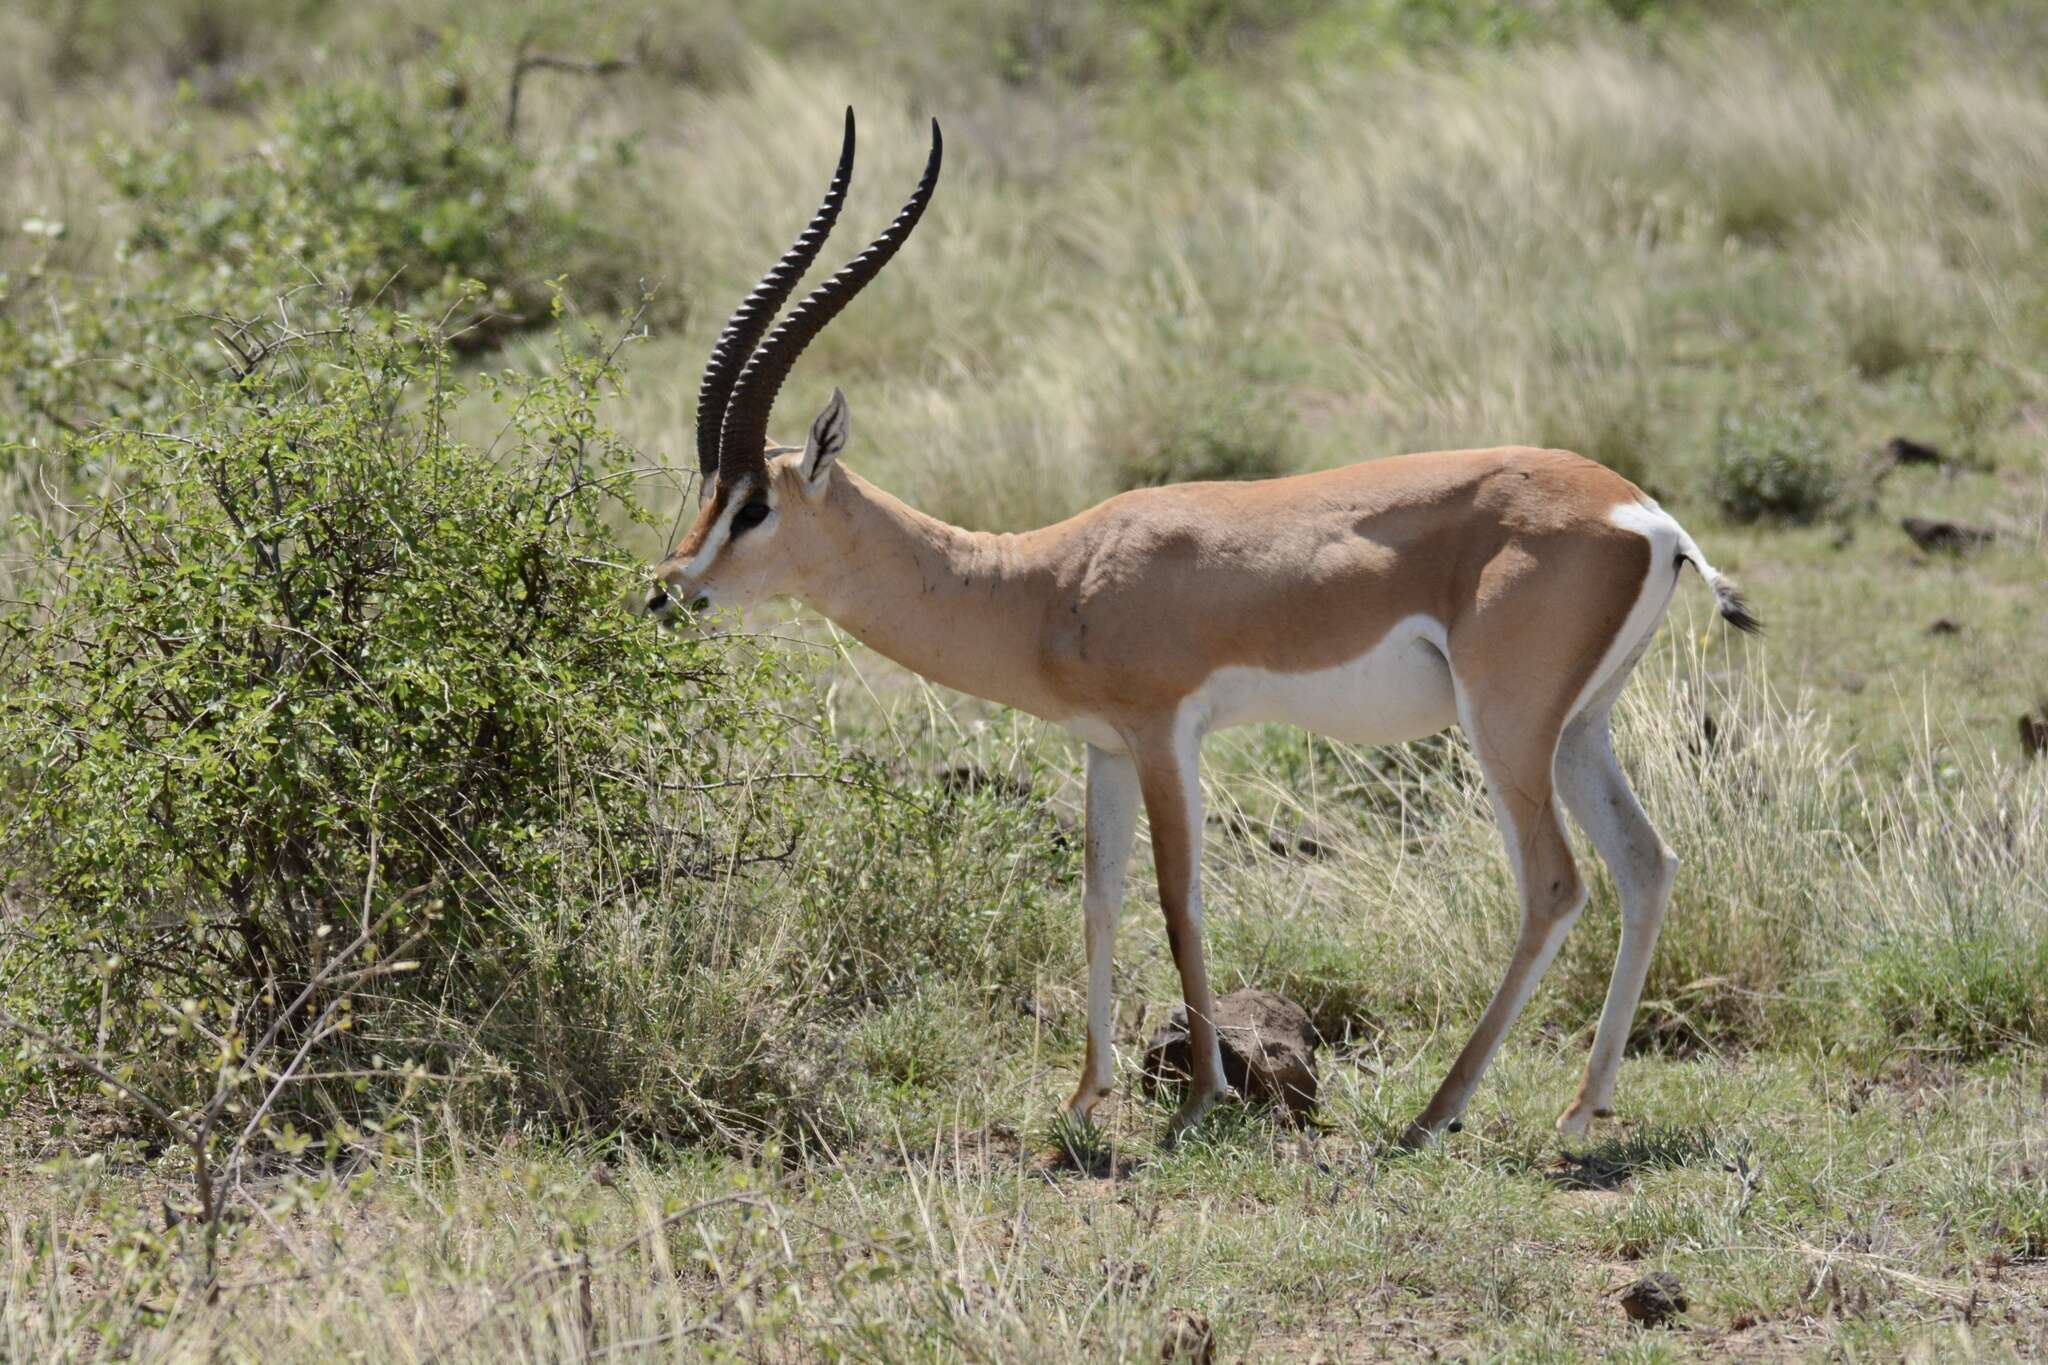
[646, 109, 942, 621]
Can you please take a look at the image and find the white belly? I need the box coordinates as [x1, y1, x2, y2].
[1191, 614, 1456, 745]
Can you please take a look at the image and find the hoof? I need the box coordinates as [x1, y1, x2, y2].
[1062, 1088, 1112, 1127]
[1161, 1088, 1229, 1148]
[1556, 1102, 1614, 1138]
[1399, 1114, 1462, 1150]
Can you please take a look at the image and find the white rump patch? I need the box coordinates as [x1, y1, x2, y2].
[1606, 498, 1676, 543]
[1569, 500, 1684, 719]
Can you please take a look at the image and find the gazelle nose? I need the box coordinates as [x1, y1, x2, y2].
[645, 585, 672, 616]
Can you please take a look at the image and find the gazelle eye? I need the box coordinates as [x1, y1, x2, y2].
[731, 501, 771, 534]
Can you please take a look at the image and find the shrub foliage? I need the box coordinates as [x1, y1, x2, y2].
[106, 72, 636, 350]
[0, 56, 638, 466]
[1707, 404, 1843, 524]
[0, 314, 806, 1133]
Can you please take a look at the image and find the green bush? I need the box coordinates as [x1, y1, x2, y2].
[1105, 356, 1304, 489]
[0, 299, 1093, 1144]
[0, 313, 810, 1137]
[0, 61, 641, 468]
[103, 68, 639, 352]
[1707, 405, 1843, 524]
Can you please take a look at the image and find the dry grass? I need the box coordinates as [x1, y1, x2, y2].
[7, 1030, 2047, 1361]
[534, 24, 2048, 551]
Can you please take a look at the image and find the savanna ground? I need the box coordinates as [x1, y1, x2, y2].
[2, 0, 2046, 1359]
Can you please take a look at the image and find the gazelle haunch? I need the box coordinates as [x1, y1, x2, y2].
[649, 109, 1762, 1148]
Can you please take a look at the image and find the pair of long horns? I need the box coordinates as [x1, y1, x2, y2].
[695, 108, 943, 489]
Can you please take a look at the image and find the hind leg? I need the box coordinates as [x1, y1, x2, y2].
[1552, 703, 1678, 1135]
[1402, 685, 1586, 1148]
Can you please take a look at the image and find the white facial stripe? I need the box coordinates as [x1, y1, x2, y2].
[673, 483, 764, 580]
[676, 509, 732, 579]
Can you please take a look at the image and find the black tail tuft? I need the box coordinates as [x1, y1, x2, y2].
[1676, 547, 1763, 636]
[1715, 584, 1763, 636]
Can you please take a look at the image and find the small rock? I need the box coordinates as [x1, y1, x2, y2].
[1280, 829, 1330, 860]
[1927, 617, 1962, 636]
[1620, 1270, 1688, 1327]
[1886, 435, 1945, 466]
[933, 763, 1033, 804]
[1142, 989, 1319, 1120]
[1098, 1257, 1154, 1292]
[1902, 516, 1995, 554]
[2021, 709, 2048, 762]
[1160, 1307, 1216, 1363]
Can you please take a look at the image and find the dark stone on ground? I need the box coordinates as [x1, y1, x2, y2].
[2021, 709, 2048, 761]
[1886, 435, 1945, 466]
[1099, 1257, 1154, 1292]
[1142, 989, 1319, 1120]
[933, 763, 1034, 804]
[1621, 1271, 1688, 1326]
[1160, 1307, 1216, 1363]
[1927, 617, 1962, 636]
[1901, 515, 1995, 554]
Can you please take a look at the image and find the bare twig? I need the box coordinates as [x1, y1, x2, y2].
[505, 35, 635, 140]
[2, 902, 413, 1291]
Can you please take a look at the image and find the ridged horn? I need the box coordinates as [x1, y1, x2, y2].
[694, 107, 856, 486]
[717, 118, 942, 485]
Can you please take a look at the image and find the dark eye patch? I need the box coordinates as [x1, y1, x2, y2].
[731, 501, 771, 535]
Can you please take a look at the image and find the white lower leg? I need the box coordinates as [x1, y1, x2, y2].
[1065, 746, 1139, 1123]
[1558, 912, 1663, 1131]
[1555, 713, 1677, 1133]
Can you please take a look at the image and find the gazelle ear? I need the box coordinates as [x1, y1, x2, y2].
[800, 388, 849, 495]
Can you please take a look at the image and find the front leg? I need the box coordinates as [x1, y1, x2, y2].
[1136, 724, 1230, 1146]
[1062, 744, 1140, 1124]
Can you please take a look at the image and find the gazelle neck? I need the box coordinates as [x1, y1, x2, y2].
[789, 467, 1053, 717]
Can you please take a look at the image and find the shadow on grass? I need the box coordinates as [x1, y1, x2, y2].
[1029, 1113, 1148, 1181]
[1548, 1125, 1728, 1190]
